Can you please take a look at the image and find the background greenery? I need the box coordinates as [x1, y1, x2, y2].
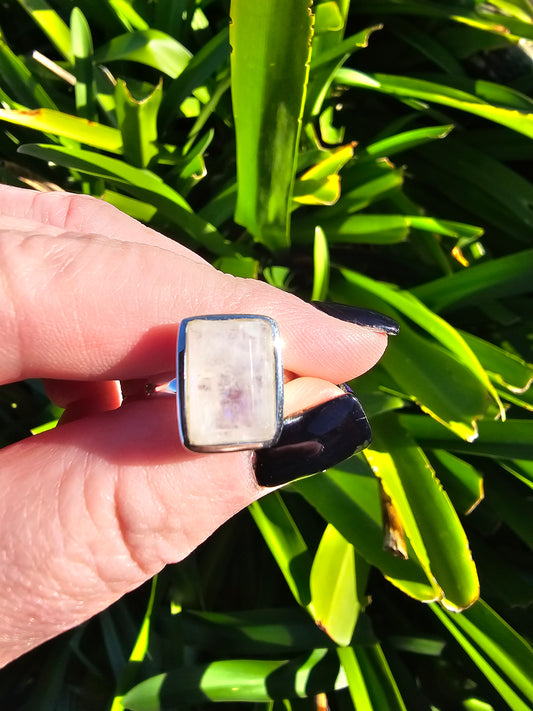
[0, 0, 532, 708]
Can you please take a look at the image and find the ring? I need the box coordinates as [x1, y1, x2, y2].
[175, 314, 284, 453]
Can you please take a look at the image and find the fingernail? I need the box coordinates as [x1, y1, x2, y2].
[254, 393, 371, 487]
[312, 301, 400, 335]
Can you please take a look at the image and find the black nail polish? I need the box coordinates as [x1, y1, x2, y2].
[312, 301, 400, 335]
[254, 393, 371, 487]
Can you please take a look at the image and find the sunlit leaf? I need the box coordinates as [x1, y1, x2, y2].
[0, 108, 121, 150]
[367, 414, 479, 611]
[337, 68, 533, 139]
[230, 0, 313, 249]
[94, 30, 191, 78]
[122, 649, 347, 707]
[310, 524, 366, 646]
[249, 494, 312, 608]
[115, 79, 162, 167]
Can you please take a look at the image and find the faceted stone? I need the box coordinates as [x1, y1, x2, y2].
[178, 315, 283, 451]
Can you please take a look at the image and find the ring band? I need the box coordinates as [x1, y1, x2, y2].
[176, 314, 284, 453]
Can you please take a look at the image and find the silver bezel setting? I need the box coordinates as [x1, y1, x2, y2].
[176, 314, 284, 453]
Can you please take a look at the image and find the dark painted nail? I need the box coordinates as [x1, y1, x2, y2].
[312, 301, 400, 335]
[254, 393, 371, 487]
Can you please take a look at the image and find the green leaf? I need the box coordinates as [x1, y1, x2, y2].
[0, 26, 56, 109]
[432, 600, 533, 709]
[0, 108, 122, 151]
[106, 0, 150, 31]
[460, 331, 533, 394]
[292, 460, 441, 603]
[325, 163, 405, 217]
[18, 143, 234, 256]
[311, 226, 330, 302]
[383, 320, 490, 441]
[122, 649, 347, 707]
[363, 124, 454, 159]
[296, 214, 482, 245]
[366, 414, 479, 611]
[94, 31, 192, 78]
[249, 494, 312, 608]
[349, 645, 408, 711]
[230, 0, 313, 249]
[401, 415, 533, 459]
[413, 250, 533, 312]
[314, 1, 344, 34]
[310, 524, 367, 646]
[71, 7, 96, 121]
[337, 68, 533, 140]
[115, 79, 162, 167]
[332, 269, 504, 421]
[101, 190, 157, 222]
[15, 0, 72, 60]
[337, 647, 373, 711]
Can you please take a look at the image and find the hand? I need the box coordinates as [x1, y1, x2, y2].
[0, 185, 391, 666]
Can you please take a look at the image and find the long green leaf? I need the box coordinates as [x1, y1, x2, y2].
[115, 79, 162, 168]
[432, 600, 533, 708]
[230, 0, 313, 249]
[337, 68, 533, 139]
[367, 414, 479, 611]
[0, 108, 121, 150]
[18, 143, 234, 255]
[354, 645, 408, 711]
[292, 460, 440, 602]
[363, 123, 454, 158]
[384, 320, 490, 441]
[94, 30, 192, 78]
[71, 7, 96, 121]
[460, 331, 533, 394]
[401, 415, 533, 459]
[0, 26, 56, 109]
[334, 269, 504, 419]
[296, 214, 482, 245]
[337, 647, 373, 711]
[311, 226, 330, 301]
[122, 649, 347, 707]
[249, 494, 313, 608]
[413, 250, 533, 313]
[16, 0, 72, 60]
[310, 525, 366, 646]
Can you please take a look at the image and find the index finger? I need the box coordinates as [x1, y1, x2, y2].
[0, 190, 390, 385]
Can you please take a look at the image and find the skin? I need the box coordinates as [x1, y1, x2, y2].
[0, 185, 388, 666]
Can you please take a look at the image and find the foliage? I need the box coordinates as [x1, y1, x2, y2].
[1, 0, 533, 708]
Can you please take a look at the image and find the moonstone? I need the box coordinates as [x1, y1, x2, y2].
[177, 315, 283, 451]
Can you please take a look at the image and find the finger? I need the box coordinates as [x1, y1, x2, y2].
[0, 376, 350, 663]
[43, 379, 123, 424]
[283, 376, 345, 416]
[0, 185, 207, 261]
[1, 227, 388, 385]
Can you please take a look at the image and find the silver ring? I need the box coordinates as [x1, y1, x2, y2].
[175, 314, 284, 453]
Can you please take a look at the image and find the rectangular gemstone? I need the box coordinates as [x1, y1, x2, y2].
[178, 315, 283, 452]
